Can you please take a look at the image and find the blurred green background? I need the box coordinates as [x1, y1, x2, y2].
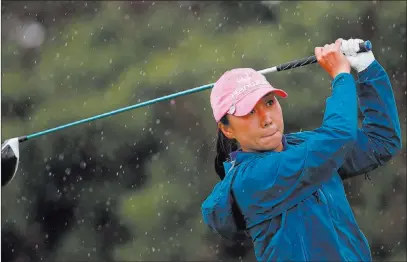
[1, 1, 406, 261]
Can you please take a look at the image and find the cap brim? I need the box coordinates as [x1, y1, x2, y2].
[234, 87, 288, 117]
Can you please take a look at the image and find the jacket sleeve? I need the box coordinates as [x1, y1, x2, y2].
[237, 73, 358, 221]
[338, 60, 402, 179]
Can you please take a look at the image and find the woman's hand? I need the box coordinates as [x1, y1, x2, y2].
[340, 38, 375, 73]
[315, 39, 351, 79]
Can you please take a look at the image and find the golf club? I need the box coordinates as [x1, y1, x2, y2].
[1, 40, 372, 187]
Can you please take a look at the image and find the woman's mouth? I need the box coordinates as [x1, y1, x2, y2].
[262, 131, 277, 138]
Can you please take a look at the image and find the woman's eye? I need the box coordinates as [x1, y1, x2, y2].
[249, 109, 255, 115]
[266, 99, 274, 106]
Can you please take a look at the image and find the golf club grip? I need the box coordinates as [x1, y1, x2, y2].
[276, 40, 372, 72]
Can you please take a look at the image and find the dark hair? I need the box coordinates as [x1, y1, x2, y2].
[214, 115, 246, 230]
[214, 115, 238, 179]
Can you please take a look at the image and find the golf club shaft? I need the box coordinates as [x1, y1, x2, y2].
[18, 41, 371, 143]
[19, 83, 215, 142]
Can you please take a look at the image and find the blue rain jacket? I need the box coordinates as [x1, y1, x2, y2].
[201, 60, 402, 261]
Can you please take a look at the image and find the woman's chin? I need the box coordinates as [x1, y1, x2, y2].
[259, 132, 283, 151]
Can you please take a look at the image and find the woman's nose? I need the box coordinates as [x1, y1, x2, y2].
[260, 108, 273, 128]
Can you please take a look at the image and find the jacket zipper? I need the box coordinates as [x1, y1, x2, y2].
[300, 236, 309, 261]
[298, 210, 308, 261]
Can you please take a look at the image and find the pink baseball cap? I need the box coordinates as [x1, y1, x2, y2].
[210, 68, 288, 122]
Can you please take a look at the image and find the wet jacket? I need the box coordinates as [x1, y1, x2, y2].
[201, 60, 402, 261]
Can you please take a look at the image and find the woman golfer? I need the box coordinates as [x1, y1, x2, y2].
[201, 38, 402, 261]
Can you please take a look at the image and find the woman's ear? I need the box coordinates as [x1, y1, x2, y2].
[218, 122, 234, 140]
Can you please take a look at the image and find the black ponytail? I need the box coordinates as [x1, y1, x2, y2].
[214, 115, 238, 180]
[214, 115, 246, 230]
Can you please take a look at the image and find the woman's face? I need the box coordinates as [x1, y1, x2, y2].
[219, 93, 285, 152]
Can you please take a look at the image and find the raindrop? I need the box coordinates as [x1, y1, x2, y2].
[80, 161, 87, 169]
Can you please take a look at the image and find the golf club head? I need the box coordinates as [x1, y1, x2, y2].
[1, 137, 20, 186]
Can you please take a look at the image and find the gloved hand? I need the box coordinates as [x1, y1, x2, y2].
[340, 38, 375, 73]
